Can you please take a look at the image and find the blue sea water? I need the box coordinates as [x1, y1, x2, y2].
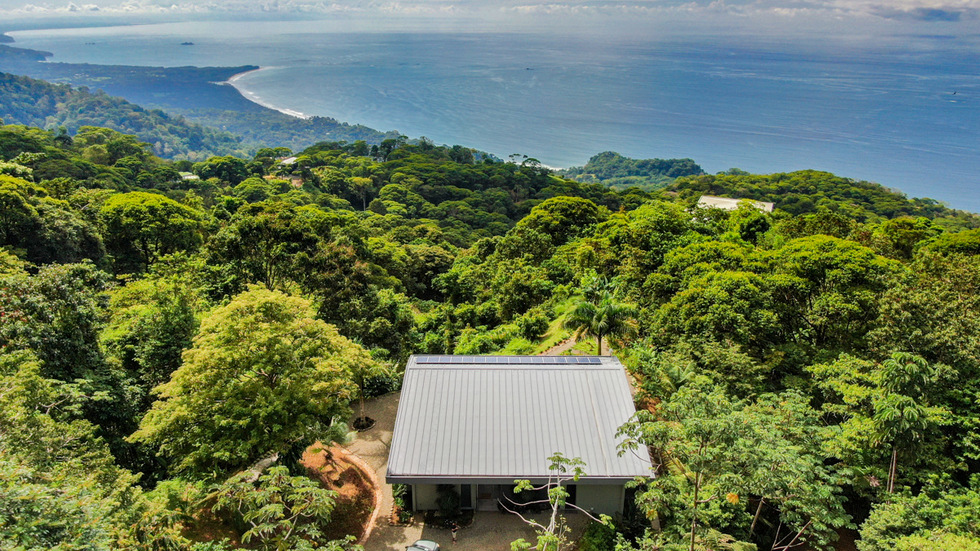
[10, 20, 980, 211]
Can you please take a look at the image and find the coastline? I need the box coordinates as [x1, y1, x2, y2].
[225, 66, 263, 83]
[222, 66, 312, 120]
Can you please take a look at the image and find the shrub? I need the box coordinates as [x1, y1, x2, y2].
[516, 308, 550, 340]
[436, 484, 461, 519]
[579, 520, 618, 551]
[505, 338, 537, 355]
[364, 370, 402, 398]
[392, 483, 414, 523]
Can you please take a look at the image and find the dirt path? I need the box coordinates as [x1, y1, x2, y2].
[539, 336, 580, 356]
[345, 392, 424, 550]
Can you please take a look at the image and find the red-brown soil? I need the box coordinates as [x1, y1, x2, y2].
[301, 442, 378, 542]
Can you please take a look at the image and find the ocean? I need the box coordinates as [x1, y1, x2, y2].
[9, 20, 980, 211]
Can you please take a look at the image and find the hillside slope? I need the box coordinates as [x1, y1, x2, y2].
[562, 151, 704, 190]
[0, 72, 245, 160]
[665, 170, 980, 228]
[0, 44, 401, 152]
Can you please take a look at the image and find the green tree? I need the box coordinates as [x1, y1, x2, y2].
[515, 195, 604, 247]
[347, 176, 374, 210]
[651, 271, 780, 357]
[0, 263, 147, 464]
[869, 216, 937, 260]
[620, 385, 848, 551]
[771, 235, 898, 350]
[857, 482, 980, 551]
[873, 353, 943, 494]
[492, 259, 555, 320]
[0, 261, 111, 386]
[233, 176, 285, 203]
[193, 155, 249, 185]
[0, 350, 145, 550]
[597, 201, 698, 295]
[869, 252, 980, 465]
[74, 126, 150, 164]
[619, 384, 749, 551]
[100, 191, 204, 272]
[0, 175, 104, 266]
[923, 228, 980, 256]
[207, 202, 324, 291]
[739, 393, 851, 550]
[507, 453, 611, 551]
[809, 353, 951, 494]
[212, 466, 359, 551]
[101, 275, 201, 411]
[130, 286, 369, 478]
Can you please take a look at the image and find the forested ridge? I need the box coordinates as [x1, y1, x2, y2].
[2, 117, 980, 551]
[0, 48, 402, 152]
[0, 72, 248, 160]
[562, 151, 705, 190]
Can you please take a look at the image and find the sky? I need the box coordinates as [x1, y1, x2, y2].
[1, 0, 978, 26]
[1, 0, 978, 54]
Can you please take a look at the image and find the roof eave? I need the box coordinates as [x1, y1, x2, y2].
[385, 473, 652, 485]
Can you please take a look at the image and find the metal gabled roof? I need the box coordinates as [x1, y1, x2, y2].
[386, 355, 652, 484]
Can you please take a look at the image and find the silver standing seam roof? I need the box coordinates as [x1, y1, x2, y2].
[386, 355, 652, 484]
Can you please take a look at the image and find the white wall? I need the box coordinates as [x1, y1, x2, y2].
[412, 484, 477, 510]
[574, 485, 625, 516]
[413, 484, 441, 510]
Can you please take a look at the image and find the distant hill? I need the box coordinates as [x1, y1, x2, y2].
[0, 44, 401, 152]
[562, 151, 705, 190]
[169, 108, 404, 153]
[0, 72, 246, 160]
[664, 170, 980, 229]
[0, 45, 261, 112]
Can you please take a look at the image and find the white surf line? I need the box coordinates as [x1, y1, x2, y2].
[221, 66, 313, 120]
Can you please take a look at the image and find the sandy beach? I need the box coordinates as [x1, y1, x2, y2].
[224, 66, 312, 120]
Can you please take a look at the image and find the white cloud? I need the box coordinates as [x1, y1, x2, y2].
[0, 0, 977, 22]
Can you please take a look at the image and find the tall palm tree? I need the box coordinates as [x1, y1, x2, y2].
[563, 293, 637, 355]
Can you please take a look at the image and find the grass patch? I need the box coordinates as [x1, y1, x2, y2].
[571, 338, 599, 355]
[496, 297, 580, 355]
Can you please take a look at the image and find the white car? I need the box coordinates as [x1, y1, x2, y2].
[407, 540, 441, 551]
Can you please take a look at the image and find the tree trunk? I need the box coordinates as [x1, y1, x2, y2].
[888, 445, 898, 493]
[772, 520, 812, 551]
[689, 472, 701, 551]
[358, 373, 367, 421]
[750, 497, 765, 537]
[597, 334, 603, 356]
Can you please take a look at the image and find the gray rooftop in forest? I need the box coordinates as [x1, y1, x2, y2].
[386, 355, 652, 484]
